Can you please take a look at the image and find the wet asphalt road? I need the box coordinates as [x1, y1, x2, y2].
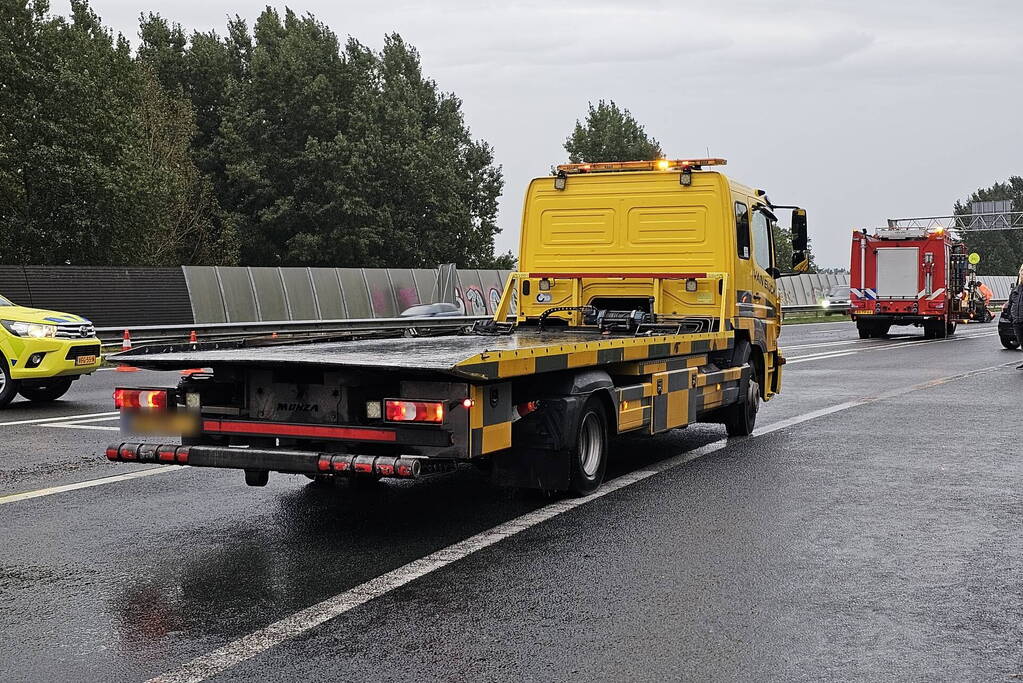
[1, 320, 1020, 681]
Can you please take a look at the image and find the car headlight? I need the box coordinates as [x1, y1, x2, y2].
[821, 299, 831, 308]
[1, 320, 57, 338]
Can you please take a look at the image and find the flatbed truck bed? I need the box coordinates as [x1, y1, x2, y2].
[117, 328, 732, 380]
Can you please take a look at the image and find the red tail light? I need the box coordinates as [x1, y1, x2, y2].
[384, 400, 444, 423]
[114, 388, 170, 410]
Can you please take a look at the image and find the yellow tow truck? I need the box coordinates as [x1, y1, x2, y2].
[0, 294, 102, 407]
[105, 158, 808, 494]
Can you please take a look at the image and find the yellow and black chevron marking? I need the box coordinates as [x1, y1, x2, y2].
[469, 383, 513, 456]
[456, 333, 732, 381]
[615, 365, 744, 435]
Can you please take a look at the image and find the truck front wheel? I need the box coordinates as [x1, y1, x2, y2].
[18, 377, 74, 403]
[724, 372, 760, 437]
[568, 398, 609, 496]
[0, 356, 19, 408]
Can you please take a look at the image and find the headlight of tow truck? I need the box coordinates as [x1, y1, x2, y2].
[1, 320, 57, 338]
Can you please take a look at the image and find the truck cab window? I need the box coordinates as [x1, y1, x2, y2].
[735, 202, 750, 260]
[751, 209, 773, 269]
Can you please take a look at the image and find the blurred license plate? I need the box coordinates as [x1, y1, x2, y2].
[75, 355, 97, 366]
[856, 310, 873, 315]
[124, 412, 199, 436]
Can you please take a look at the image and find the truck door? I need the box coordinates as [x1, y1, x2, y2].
[749, 206, 780, 320]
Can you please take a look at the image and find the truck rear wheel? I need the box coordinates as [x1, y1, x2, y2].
[857, 322, 872, 339]
[0, 356, 19, 408]
[568, 398, 609, 496]
[18, 377, 74, 403]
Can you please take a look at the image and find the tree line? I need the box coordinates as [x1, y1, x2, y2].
[0, 1, 509, 268]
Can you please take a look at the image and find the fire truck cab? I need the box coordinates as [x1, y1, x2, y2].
[849, 226, 967, 339]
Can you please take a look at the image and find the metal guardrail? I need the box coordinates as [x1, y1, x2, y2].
[99, 297, 1011, 350]
[97, 315, 489, 350]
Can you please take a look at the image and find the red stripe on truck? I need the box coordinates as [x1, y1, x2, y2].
[202, 419, 398, 442]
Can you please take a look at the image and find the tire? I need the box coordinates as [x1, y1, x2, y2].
[18, 377, 73, 403]
[0, 355, 19, 408]
[857, 322, 873, 339]
[724, 371, 760, 437]
[877, 324, 891, 338]
[1001, 336, 1020, 350]
[567, 398, 609, 496]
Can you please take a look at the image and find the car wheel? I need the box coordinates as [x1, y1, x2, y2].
[567, 397, 609, 496]
[18, 377, 74, 403]
[1001, 336, 1020, 350]
[0, 355, 20, 408]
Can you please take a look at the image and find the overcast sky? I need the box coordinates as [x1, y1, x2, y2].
[60, 1, 1023, 268]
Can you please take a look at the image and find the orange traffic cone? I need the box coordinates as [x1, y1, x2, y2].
[181, 330, 204, 375]
[116, 329, 139, 372]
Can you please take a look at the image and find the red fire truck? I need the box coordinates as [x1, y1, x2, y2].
[849, 225, 968, 339]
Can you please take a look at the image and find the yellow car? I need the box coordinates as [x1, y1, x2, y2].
[0, 294, 102, 407]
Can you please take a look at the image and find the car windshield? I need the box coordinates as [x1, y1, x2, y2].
[827, 286, 850, 298]
[0, 295, 13, 306]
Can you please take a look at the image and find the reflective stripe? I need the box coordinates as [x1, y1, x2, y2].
[917, 289, 927, 299]
[927, 288, 946, 300]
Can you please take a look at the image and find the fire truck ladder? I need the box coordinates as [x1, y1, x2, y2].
[887, 213, 1023, 232]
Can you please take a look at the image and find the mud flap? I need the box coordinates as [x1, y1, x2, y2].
[489, 395, 583, 491]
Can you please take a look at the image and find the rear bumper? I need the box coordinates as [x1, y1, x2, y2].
[105, 442, 427, 478]
[851, 314, 943, 326]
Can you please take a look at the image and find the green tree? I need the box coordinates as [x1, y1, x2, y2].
[954, 177, 1023, 275]
[216, 16, 504, 268]
[564, 100, 662, 163]
[0, 0, 232, 265]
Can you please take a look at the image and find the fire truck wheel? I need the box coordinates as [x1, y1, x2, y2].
[857, 323, 872, 339]
[0, 355, 19, 408]
[567, 397, 609, 496]
[724, 372, 760, 437]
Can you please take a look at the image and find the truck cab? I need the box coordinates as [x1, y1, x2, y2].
[503, 158, 807, 400]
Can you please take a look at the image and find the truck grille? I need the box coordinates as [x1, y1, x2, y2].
[56, 323, 96, 339]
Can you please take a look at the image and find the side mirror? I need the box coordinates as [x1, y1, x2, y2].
[791, 251, 810, 272]
[766, 266, 781, 279]
[791, 208, 808, 252]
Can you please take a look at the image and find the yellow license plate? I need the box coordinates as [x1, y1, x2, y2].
[75, 355, 97, 366]
[125, 412, 200, 436]
[856, 310, 873, 315]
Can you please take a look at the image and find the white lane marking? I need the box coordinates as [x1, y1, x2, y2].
[785, 331, 995, 362]
[786, 351, 857, 364]
[44, 424, 120, 432]
[0, 466, 183, 506]
[149, 359, 1018, 683]
[0, 411, 118, 427]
